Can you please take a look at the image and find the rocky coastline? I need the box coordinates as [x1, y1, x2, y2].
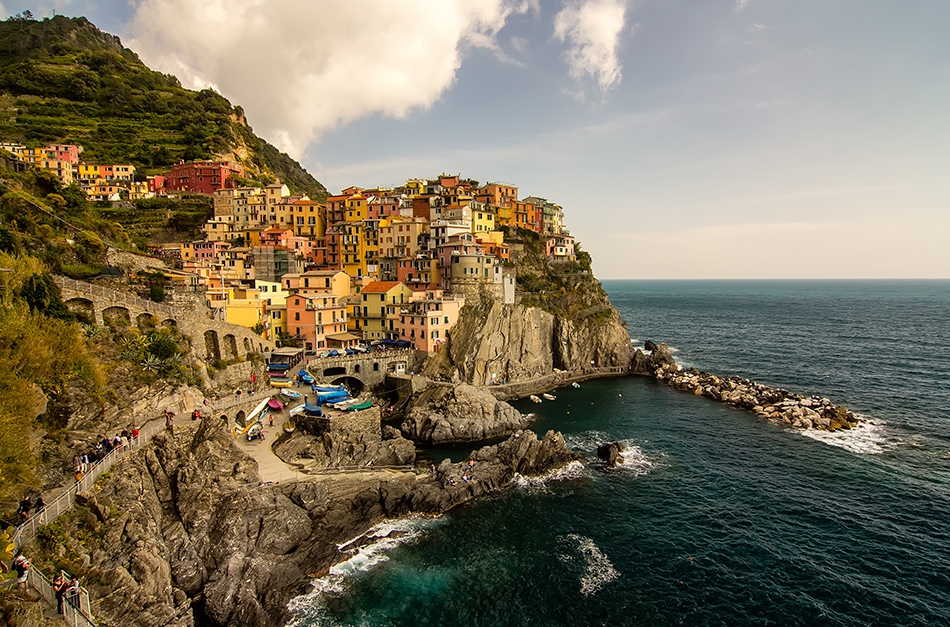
[57, 418, 579, 627]
[631, 340, 859, 431]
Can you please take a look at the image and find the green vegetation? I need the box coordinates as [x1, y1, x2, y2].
[508, 228, 609, 317]
[0, 14, 326, 200]
[0, 252, 103, 502]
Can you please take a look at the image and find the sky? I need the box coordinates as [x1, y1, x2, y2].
[3, 1, 949, 279]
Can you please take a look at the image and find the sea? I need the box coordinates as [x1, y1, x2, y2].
[287, 280, 950, 626]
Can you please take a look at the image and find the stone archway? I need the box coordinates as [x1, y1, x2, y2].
[204, 330, 221, 361]
[330, 376, 365, 397]
[235, 409, 246, 427]
[223, 334, 238, 360]
[137, 312, 158, 329]
[322, 366, 347, 378]
[244, 337, 252, 353]
[103, 306, 131, 327]
[161, 318, 177, 329]
[65, 297, 95, 324]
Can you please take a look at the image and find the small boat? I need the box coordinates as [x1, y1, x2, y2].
[267, 363, 291, 371]
[246, 422, 263, 440]
[289, 404, 305, 416]
[529, 395, 542, 403]
[303, 402, 323, 417]
[345, 400, 375, 412]
[269, 379, 292, 388]
[267, 397, 284, 411]
[280, 389, 302, 400]
[297, 370, 315, 384]
[542, 393, 556, 401]
[572, 382, 581, 389]
[282, 421, 295, 434]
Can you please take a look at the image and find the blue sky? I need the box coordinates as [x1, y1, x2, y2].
[3, 1, 948, 279]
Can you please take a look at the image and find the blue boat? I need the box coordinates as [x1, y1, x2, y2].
[303, 403, 323, 417]
[297, 370, 315, 384]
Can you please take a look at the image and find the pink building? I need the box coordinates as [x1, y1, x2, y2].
[164, 161, 245, 195]
[397, 296, 464, 353]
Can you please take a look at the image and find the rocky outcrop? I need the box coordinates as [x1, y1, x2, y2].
[425, 301, 632, 386]
[630, 340, 678, 375]
[63, 420, 579, 627]
[400, 382, 531, 443]
[631, 342, 858, 431]
[596, 442, 624, 468]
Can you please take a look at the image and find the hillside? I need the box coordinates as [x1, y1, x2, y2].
[0, 14, 326, 200]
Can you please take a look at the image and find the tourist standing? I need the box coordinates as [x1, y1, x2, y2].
[33, 495, 45, 524]
[13, 551, 30, 595]
[53, 573, 67, 613]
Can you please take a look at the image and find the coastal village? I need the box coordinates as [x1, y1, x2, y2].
[1, 141, 578, 355]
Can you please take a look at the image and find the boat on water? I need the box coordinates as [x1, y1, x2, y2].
[280, 388, 302, 400]
[572, 382, 581, 388]
[542, 393, 556, 401]
[529, 395, 542, 403]
[267, 397, 284, 411]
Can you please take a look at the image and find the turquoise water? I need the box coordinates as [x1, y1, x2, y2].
[288, 280, 950, 626]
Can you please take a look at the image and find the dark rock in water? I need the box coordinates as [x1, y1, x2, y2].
[631, 341, 678, 376]
[597, 442, 624, 467]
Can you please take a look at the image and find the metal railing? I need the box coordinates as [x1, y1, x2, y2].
[28, 566, 94, 627]
[12, 419, 170, 625]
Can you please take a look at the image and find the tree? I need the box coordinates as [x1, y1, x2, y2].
[18, 272, 73, 321]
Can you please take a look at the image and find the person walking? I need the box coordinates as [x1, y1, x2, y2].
[33, 495, 45, 524]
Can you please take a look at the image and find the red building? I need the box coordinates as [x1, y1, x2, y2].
[164, 161, 245, 195]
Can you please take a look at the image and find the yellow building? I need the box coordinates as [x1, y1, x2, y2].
[292, 199, 325, 238]
[341, 222, 366, 279]
[282, 270, 350, 297]
[356, 281, 413, 340]
[224, 286, 266, 330]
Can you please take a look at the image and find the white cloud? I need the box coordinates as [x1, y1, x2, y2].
[735, 0, 750, 11]
[554, 0, 627, 97]
[126, 0, 533, 158]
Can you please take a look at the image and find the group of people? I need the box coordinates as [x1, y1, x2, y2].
[52, 571, 81, 614]
[73, 429, 139, 481]
[16, 494, 45, 522]
[12, 550, 77, 610]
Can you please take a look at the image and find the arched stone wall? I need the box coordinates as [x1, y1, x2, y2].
[204, 330, 221, 361]
[331, 376, 365, 397]
[137, 312, 158, 329]
[65, 297, 96, 323]
[102, 306, 131, 326]
[322, 366, 346, 378]
[223, 334, 238, 359]
[244, 337, 252, 353]
[161, 318, 177, 328]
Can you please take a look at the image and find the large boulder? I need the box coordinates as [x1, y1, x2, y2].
[400, 383, 530, 443]
[630, 340, 678, 375]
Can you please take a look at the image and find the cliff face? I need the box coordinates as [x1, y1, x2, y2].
[60, 419, 579, 627]
[425, 301, 632, 386]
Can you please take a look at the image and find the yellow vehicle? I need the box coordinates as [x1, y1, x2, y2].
[269, 378, 292, 388]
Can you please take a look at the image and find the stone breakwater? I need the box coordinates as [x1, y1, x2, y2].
[632, 341, 858, 431]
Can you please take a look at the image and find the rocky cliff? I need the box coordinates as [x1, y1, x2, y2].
[425, 300, 632, 387]
[56, 419, 579, 627]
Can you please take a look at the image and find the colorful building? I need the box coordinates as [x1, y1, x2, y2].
[356, 281, 413, 340]
[164, 160, 245, 195]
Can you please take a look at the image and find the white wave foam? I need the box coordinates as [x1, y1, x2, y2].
[564, 533, 619, 596]
[795, 415, 891, 455]
[513, 460, 588, 488]
[286, 515, 441, 626]
[565, 430, 614, 453]
[616, 440, 659, 476]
